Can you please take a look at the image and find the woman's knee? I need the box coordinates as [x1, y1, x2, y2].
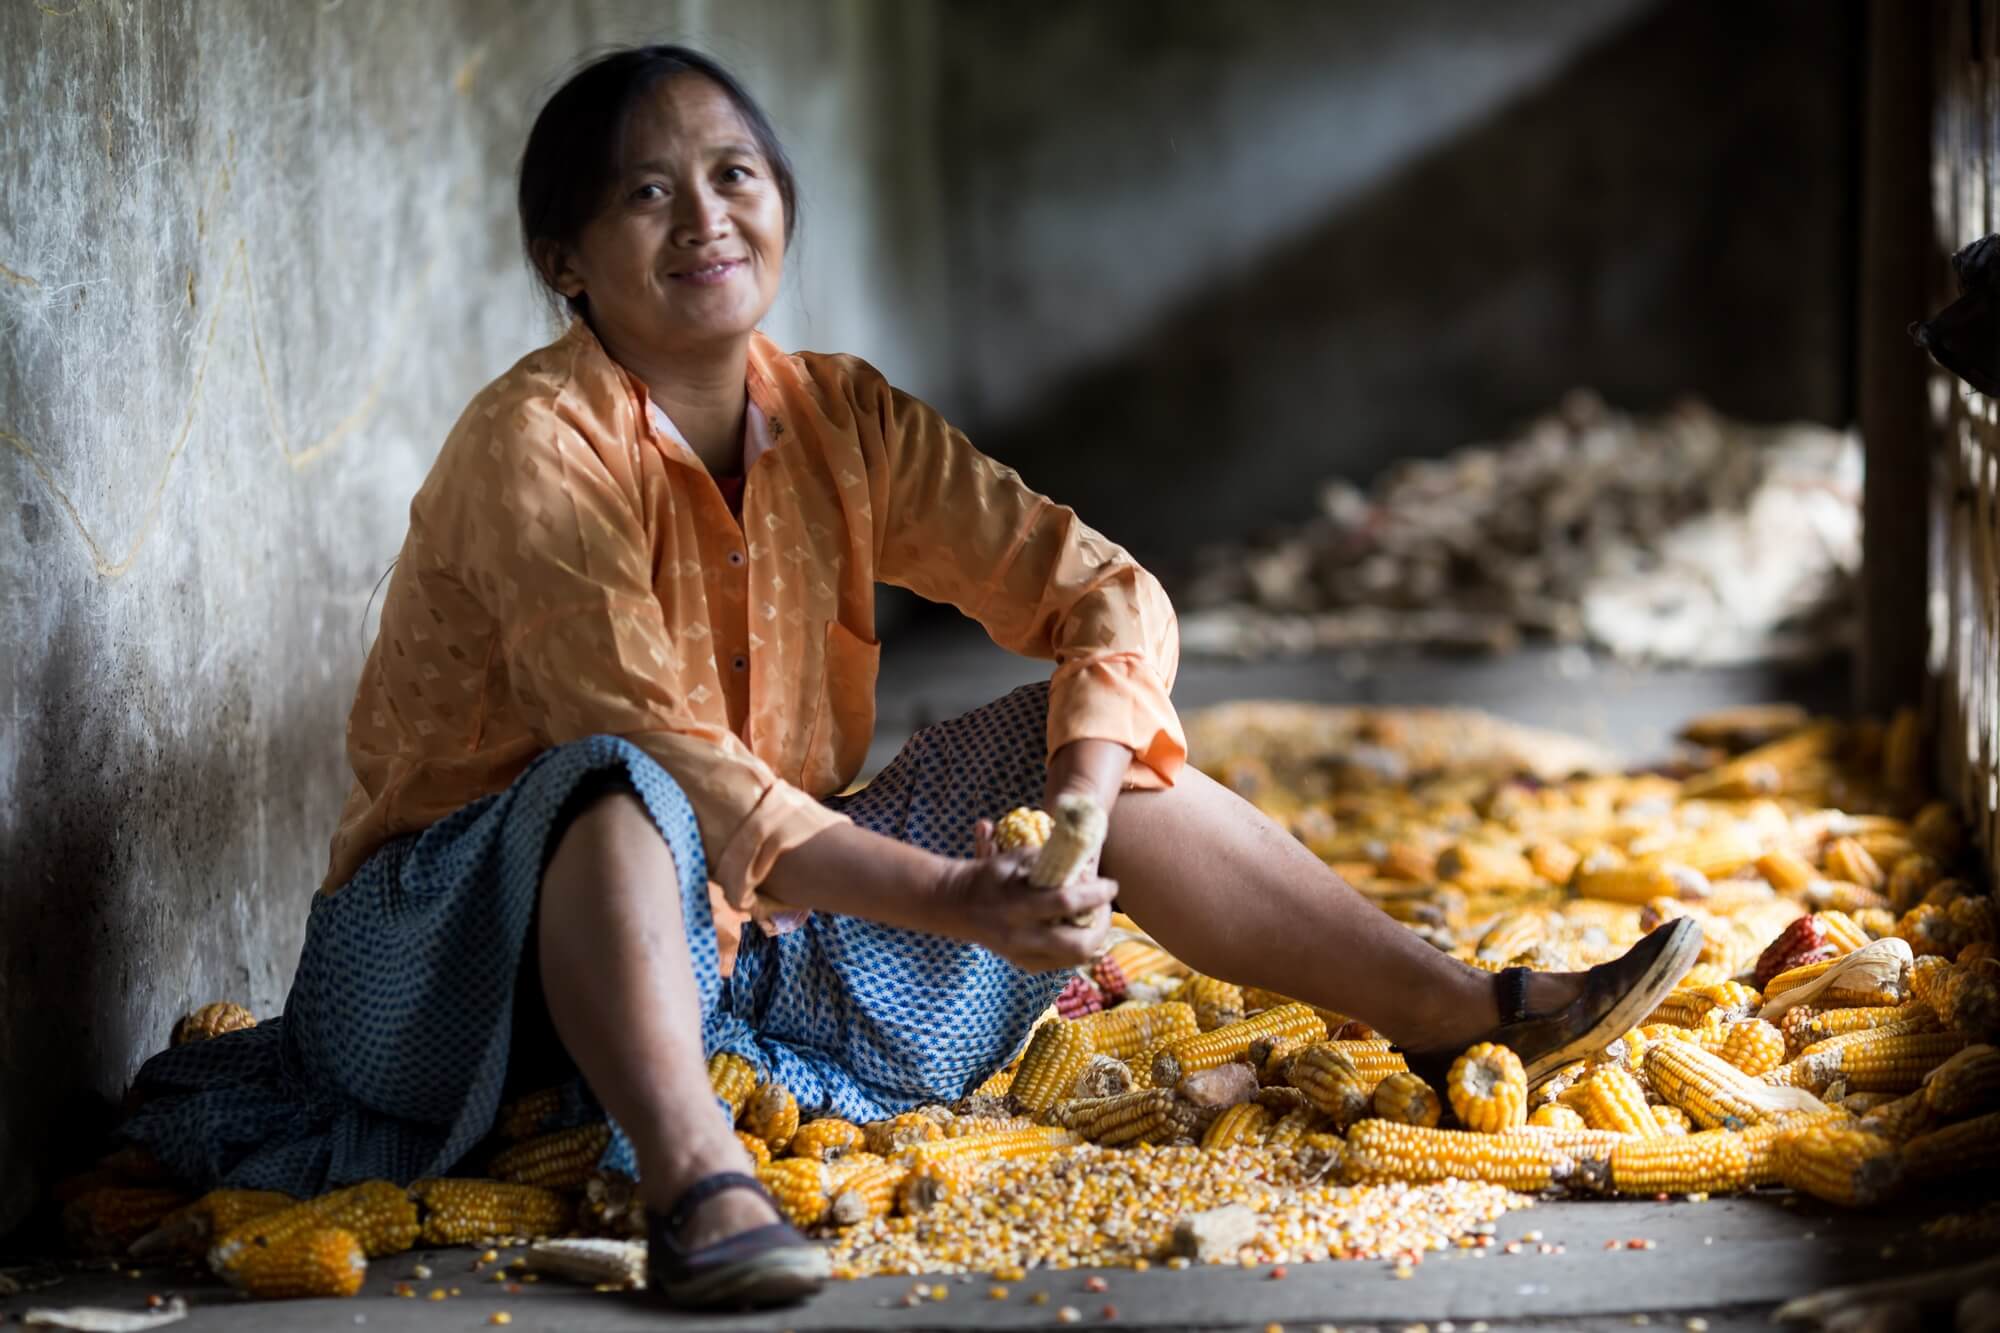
[544, 780, 679, 892]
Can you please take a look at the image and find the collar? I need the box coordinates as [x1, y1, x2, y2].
[563, 320, 790, 473]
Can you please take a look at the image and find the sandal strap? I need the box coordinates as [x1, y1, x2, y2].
[1496, 966, 1534, 1025]
[662, 1170, 770, 1238]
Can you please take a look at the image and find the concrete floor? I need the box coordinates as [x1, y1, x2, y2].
[8, 628, 1956, 1332]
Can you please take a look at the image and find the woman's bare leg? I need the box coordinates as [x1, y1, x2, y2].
[1103, 767, 1586, 1051]
[537, 790, 774, 1246]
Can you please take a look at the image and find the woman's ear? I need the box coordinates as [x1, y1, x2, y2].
[532, 239, 585, 300]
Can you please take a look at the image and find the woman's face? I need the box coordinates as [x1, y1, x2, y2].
[553, 74, 786, 359]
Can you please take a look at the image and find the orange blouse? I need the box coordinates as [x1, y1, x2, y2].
[325, 320, 1185, 964]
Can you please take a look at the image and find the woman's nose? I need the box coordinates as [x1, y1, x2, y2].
[672, 187, 730, 244]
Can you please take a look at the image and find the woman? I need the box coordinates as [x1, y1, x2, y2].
[121, 46, 1699, 1310]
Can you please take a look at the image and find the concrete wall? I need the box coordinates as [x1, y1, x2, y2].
[935, 0, 1861, 573]
[0, 0, 946, 1236]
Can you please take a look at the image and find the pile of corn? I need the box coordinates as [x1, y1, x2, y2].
[58, 703, 1999, 1296]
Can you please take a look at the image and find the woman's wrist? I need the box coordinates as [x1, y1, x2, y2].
[759, 821, 966, 938]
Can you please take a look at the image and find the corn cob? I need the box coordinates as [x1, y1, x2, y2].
[1531, 1060, 1593, 1107]
[171, 1001, 256, 1046]
[1774, 1123, 1902, 1206]
[1782, 1001, 1933, 1055]
[210, 1180, 420, 1273]
[1573, 862, 1709, 905]
[1285, 1044, 1373, 1129]
[1718, 1020, 1787, 1077]
[1779, 1030, 1967, 1095]
[1608, 1130, 1751, 1195]
[1527, 840, 1582, 886]
[1263, 1104, 1330, 1149]
[707, 1052, 757, 1121]
[1151, 1003, 1326, 1087]
[1815, 910, 1873, 955]
[1680, 721, 1837, 799]
[1576, 1067, 1660, 1138]
[1647, 981, 1762, 1029]
[1646, 1041, 1825, 1129]
[993, 806, 1053, 854]
[129, 1188, 294, 1261]
[862, 1111, 945, 1156]
[893, 1161, 964, 1216]
[1650, 1104, 1692, 1135]
[1901, 1111, 2000, 1181]
[943, 1113, 1036, 1137]
[743, 1083, 799, 1153]
[1823, 838, 1885, 891]
[791, 1117, 866, 1162]
[493, 1086, 563, 1143]
[1529, 1104, 1588, 1131]
[488, 1123, 610, 1188]
[1075, 1001, 1200, 1062]
[1474, 909, 1556, 963]
[1756, 849, 1816, 892]
[1069, 1052, 1135, 1099]
[1105, 937, 1187, 985]
[1436, 840, 1536, 891]
[1885, 854, 1945, 913]
[757, 1159, 829, 1228]
[521, 1237, 647, 1289]
[1200, 1101, 1272, 1149]
[1371, 1070, 1443, 1128]
[734, 1130, 772, 1167]
[1055, 973, 1105, 1020]
[1251, 1033, 1312, 1085]
[1912, 801, 1965, 858]
[1182, 974, 1246, 1031]
[1857, 1089, 1937, 1143]
[1344, 1121, 1609, 1191]
[229, 1227, 366, 1299]
[1447, 1043, 1528, 1133]
[1058, 1088, 1196, 1146]
[1325, 1038, 1410, 1082]
[1091, 953, 1129, 1001]
[1024, 794, 1109, 926]
[412, 1178, 571, 1245]
[61, 1186, 192, 1256]
[828, 1159, 907, 1226]
[1012, 1019, 1094, 1114]
[1921, 1044, 2000, 1118]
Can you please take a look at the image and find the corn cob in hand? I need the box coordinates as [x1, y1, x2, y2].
[995, 795, 1109, 927]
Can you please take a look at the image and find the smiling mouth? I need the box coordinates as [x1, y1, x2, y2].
[671, 260, 744, 284]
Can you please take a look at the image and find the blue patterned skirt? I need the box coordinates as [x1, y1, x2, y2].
[119, 684, 1068, 1195]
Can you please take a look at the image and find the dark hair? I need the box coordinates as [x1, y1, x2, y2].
[517, 45, 799, 319]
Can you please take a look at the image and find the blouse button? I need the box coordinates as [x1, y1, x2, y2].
[726, 549, 745, 567]
[731, 654, 748, 673]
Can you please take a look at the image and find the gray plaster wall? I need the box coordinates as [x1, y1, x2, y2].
[0, 0, 946, 1237]
[935, 0, 1861, 573]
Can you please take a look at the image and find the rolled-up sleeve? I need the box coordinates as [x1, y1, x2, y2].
[424, 400, 846, 917]
[867, 379, 1185, 788]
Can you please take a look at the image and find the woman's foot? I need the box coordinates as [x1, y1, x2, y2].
[644, 1172, 829, 1310]
[1400, 917, 1704, 1091]
[641, 1136, 780, 1251]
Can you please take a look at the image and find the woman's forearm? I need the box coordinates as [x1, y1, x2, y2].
[758, 820, 962, 936]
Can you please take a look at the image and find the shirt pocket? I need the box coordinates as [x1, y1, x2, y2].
[801, 619, 880, 793]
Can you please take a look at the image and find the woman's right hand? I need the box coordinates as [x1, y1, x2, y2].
[939, 822, 1116, 973]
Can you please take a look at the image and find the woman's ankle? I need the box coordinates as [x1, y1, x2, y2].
[637, 1124, 761, 1215]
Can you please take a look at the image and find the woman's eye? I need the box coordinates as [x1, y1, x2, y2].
[719, 165, 752, 184]
[632, 183, 666, 202]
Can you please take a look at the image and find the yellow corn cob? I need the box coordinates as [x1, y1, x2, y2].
[1285, 1044, 1374, 1129]
[1857, 1089, 1937, 1143]
[828, 1159, 907, 1226]
[1071, 1052, 1137, 1099]
[493, 1086, 562, 1143]
[1371, 1070, 1443, 1128]
[1027, 794, 1109, 926]
[1573, 862, 1709, 906]
[1150, 1003, 1327, 1087]
[1447, 1043, 1527, 1133]
[1263, 1104, 1330, 1149]
[707, 1052, 758, 1121]
[1105, 937, 1188, 984]
[1680, 721, 1838, 799]
[1532, 1060, 1593, 1107]
[993, 806, 1054, 853]
[1474, 910, 1556, 963]
[1650, 1104, 1692, 1135]
[1436, 840, 1536, 891]
[1780, 1030, 1968, 1095]
[791, 1117, 866, 1162]
[1757, 849, 1816, 892]
[520, 1237, 647, 1289]
[1529, 1104, 1588, 1131]
[1648, 827, 1765, 879]
[1075, 1001, 1200, 1062]
[412, 1178, 571, 1245]
[862, 1111, 945, 1156]
[1012, 1019, 1094, 1113]
[1647, 1041, 1810, 1130]
[757, 1159, 829, 1228]
[1774, 1123, 1902, 1206]
[1576, 1067, 1660, 1138]
[1182, 974, 1246, 1031]
[1921, 1044, 2000, 1118]
[1344, 1121, 1610, 1191]
[1199, 1101, 1273, 1149]
[734, 1130, 772, 1167]
[1822, 838, 1885, 891]
[1608, 1130, 1752, 1196]
[743, 1084, 799, 1153]
[229, 1226, 366, 1300]
[1901, 1111, 2000, 1181]
[893, 1160, 968, 1217]
[488, 1123, 610, 1188]
[1058, 1088, 1194, 1146]
[1782, 1001, 1933, 1055]
[61, 1186, 192, 1256]
[1527, 840, 1583, 886]
[898, 1125, 1076, 1169]
[942, 1113, 1036, 1138]
[1885, 852, 1945, 913]
[171, 1001, 257, 1047]
[1251, 1033, 1312, 1085]
[1764, 958, 1838, 998]
[1897, 904, 1960, 958]
[210, 1180, 420, 1273]
[130, 1188, 296, 1261]
[1329, 1038, 1410, 1082]
[1814, 911, 1873, 955]
[1718, 1020, 1787, 1077]
[973, 1064, 1016, 1098]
